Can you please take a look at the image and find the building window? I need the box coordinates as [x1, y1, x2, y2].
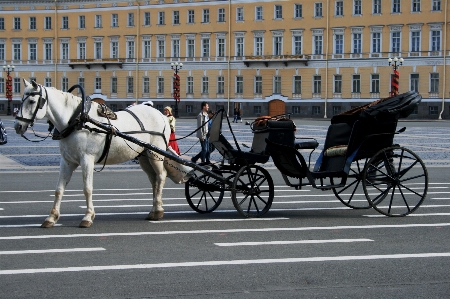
[411, 31, 421, 52]
[187, 76, 194, 94]
[254, 106, 262, 115]
[373, 0, 381, 14]
[236, 37, 244, 57]
[335, 1, 344, 16]
[430, 73, 439, 93]
[62, 16, 68, 29]
[202, 38, 210, 57]
[294, 76, 302, 94]
[371, 74, 380, 93]
[431, 30, 441, 52]
[186, 105, 193, 113]
[294, 4, 303, 18]
[95, 42, 102, 59]
[353, 33, 362, 54]
[293, 35, 302, 55]
[29, 17, 36, 30]
[188, 10, 195, 24]
[315, 3, 323, 17]
[218, 37, 225, 57]
[95, 15, 102, 28]
[95, 77, 101, 91]
[429, 106, 438, 115]
[112, 14, 118, 27]
[45, 77, 52, 87]
[172, 39, 179, 58]
[412, 0, 421, 12]
[128, 77, 134, 94]
[410, 74, 419, 92]
[158, 12, 165, 25]
[143, 77, 150, 94]
[217, 76, 224, 94]
[78, 42, 86, 59]
[144, 12, 150, 26]
[334, 75, 342, 93]
[128, 13, 134, 26]
[44, 43, 52, 60]
[0, 17, 4, 30]
[236, 76, 243, 94]
[391, 31, 401, 53]
[371, 32, 381, 53]
[218, 8, 226, 22]
[236, 7, 244, 21]
[29, 43, 37, 60]
[202, 9, 210, 23]
[173, 11, 179, 25]
[202, 77, 209, 94]
[61, 42, 69, 60]
[392, 0, 401, 13]
[128, 41, 135, 58]
[14, 17, 21, 30]
[314, 35, 323, 55]
[273, 36, 283, 55]
[354, 0, 362, 15]
[0, 44, 3, 60]
[0, 78, 4, 94]
[273, 76, 282, 94]
[255, 37, 263, 56]
[62, 77, 68, 91]
[187, 39, 195, 58]
[352, 74, 361, 93]
[274, 5, 283, 19]
[158, 77, 164, 94]
[312, 106, 321, 115]
[254, 76, 262, 94]
[334, 34, 343, 54]
[255, 6, 263, 20]
[432, 0, 441, 11]
[111, 41, 119, 58]
[333, 106, 342, 115]
[157, 40, 164, 58]
[78, 77, 85, 90]
[313, 75, 321, 94]
[79, 16, 85, 29]
[13, 43, 21, 60]
[111, 77, 117, 93]
[14, 78, 21, 94]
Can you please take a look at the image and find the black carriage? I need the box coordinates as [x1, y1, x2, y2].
[185, 91, 428, 217]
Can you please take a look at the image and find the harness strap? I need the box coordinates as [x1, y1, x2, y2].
[124, 109, 168, 146]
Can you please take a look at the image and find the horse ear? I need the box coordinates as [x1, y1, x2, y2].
[23, 78, 30, 87]
[31, 80, 38, 90]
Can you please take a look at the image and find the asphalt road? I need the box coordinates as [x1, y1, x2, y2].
[0, 116, 450, 298]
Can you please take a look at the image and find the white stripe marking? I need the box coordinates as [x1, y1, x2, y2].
[364, 213, 450, 218]
[1, 223, 450, 240]
[79, 204, 188, 208]
[0, 224, 61, 228]
[148, 218, 289, 224]
[0, 247, 106, 255]
[215, 238, 373, 247]
[2, 253, 450, 275]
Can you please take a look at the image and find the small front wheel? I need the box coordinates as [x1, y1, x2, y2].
[231, 165, 274, 218]
[185, 167, 224, 213]
[362, 146, 428, 216]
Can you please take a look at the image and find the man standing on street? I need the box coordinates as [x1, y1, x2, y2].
[191, 101, 210, 164]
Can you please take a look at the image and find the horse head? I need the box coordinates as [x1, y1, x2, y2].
[14, 79, 48, 135]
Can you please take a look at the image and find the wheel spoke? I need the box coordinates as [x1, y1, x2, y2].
[398, 186, 412, 212]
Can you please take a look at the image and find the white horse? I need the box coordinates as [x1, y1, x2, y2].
[14, 79, 183, 228]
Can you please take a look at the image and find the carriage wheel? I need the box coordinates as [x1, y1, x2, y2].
[362, 146, 428, 217]
[231, 165, 274, 218]
[185, 167, 224, 214]
[331, 158, 373, 209]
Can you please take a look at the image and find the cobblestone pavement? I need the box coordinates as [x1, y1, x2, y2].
[0, 115, 449, 171]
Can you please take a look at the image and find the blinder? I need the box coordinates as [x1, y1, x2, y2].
[15, 84, 48, 126]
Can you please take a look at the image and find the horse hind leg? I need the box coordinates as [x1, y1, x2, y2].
[138, 155, 166, 221]
[42, 160, 77, 228]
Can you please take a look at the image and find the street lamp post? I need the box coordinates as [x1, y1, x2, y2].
[170, 62, 182, 118]
[388, 57, 403, 97]
[2, 65, 15, 116]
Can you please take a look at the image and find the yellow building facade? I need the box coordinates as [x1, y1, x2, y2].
[0, 0, 449, 119]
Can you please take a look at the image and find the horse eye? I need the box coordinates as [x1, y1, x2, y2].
[29, 99, 36, 104]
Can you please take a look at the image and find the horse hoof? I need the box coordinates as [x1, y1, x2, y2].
[41, 221, 55, 228]
[146, 211, 164, 220]
[79, 220, 93, 228]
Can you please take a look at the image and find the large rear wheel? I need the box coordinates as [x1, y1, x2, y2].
[231, 165, 274, 218]
[362, 146, 428, 216]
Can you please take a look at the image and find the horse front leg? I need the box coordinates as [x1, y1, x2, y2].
[139, 155, 167, 221]
[79, 156, 96, 228]
[41, 159, 77, 228]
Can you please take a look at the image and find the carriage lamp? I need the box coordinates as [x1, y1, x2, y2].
[170, 62, 183, 118]
[3, 65, 15, 116]
[388, 57, 403, 97]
